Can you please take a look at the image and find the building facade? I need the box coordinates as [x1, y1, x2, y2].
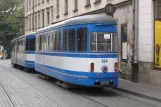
[24, 0, 131, 33]
[137, 0, 161, 87]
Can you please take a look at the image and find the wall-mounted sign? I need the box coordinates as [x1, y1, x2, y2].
[104, 3, 116, 16]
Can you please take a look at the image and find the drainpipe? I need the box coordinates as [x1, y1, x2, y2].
[32, 0, 35, 32]
[131, 0, 139, 82]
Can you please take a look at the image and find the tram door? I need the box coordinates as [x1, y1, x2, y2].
[155, 21, 161, 68]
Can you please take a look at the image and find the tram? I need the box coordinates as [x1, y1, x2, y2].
[35, 14, 118, 87]
[11, 32, 36, 69]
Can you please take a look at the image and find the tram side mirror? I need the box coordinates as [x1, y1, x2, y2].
[104, 3, 116, 17]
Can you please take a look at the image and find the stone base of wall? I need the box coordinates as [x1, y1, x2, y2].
[138, 61, 161, 88]
[150, 70, 161, 87]
[119, 62, 132, 81]
[138, 61, 153, 84]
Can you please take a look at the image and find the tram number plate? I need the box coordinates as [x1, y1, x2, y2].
[102, 59, 108, 63]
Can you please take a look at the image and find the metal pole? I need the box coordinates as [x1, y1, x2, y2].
[131, 0, 139, 82]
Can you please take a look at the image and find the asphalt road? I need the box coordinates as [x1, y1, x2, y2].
[0, 59, 160, 107]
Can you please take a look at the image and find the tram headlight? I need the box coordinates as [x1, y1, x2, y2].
[102, 66, 108, 72]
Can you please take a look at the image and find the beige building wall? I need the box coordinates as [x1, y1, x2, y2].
[24, 0, 129, 34]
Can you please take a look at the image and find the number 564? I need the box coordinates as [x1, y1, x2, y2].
[102, 59, 108, 63]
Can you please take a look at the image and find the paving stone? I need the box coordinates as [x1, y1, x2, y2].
[0, 67, 61, 107]
[0, 85, 13, 107]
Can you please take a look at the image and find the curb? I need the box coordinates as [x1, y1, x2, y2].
[108, 87, 161, 102]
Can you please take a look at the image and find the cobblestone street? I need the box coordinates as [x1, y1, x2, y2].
[0, 60, 161, 107]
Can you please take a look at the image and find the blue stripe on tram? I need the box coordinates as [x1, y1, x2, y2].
[35, 52, 118, 58]
[35, 63, 118, 87]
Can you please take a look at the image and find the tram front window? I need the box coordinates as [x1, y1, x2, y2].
[90, 33, 117, 52]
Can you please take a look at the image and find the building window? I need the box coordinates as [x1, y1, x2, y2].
[85, 0, 91, 7]
[51, 6, 53, 24]
[68, 29, 76, 52]
[56, 0, 59, 18]
[32, 15, 34, 30]
[38, 0, 40, 5]
[73, 0, 78, 12]
[47, 9, 50, 25]
[27, 0, 28, 11]
[121, 24, 128, 61]
[42, 0, 44, 4]
[42, 10, 45, 28]
[64, 0, 68, 15]
[29, 17, 30, 30]
[29, 0, 31, 10]
[35, 0, 37, 7]
[155, 0, 161, 20]
[38, 12, 40, 29]
[35, 13, 37, 30]
[77, 28, 87, 52]
[94, 0, 101, 4]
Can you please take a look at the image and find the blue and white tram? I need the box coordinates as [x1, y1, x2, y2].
[11, 32, 36, 69]
[35, 14, 118, 87]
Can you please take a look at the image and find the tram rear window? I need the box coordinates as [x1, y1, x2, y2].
[90, 33, 117, 52]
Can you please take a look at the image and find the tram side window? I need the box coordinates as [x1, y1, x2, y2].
[53, 32, 56, 51]
[25, 39, 30, 51]
[42, 35, 46, 51]
[36, 36, 39, 51]
[39, 36, 42, 51]
[68, 29, 76, 52]
[77, 28, 87, 52]
[30, 38, 35, 51]
[54, 32, 57, 51]
[63, 30, 68, 51]
[57, 31, 61, 51]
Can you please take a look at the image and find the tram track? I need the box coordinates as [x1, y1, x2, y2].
[0, 64, 109, 107]
[0, 79, 15, 107]
[0, 61, 159, 107]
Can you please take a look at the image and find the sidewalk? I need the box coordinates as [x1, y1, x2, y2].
[115, 78, 161, 102]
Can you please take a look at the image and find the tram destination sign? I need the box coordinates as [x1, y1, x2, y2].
[104, 3, 116, 16]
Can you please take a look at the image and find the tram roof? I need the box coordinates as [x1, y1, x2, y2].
[11, 32, 36, 43]
[37, 14, 117, 33]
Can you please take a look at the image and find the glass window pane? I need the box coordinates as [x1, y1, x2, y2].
[90, 32, 117, 52]
[77, 28, 87, 52]
[97, 33, 111, 52]
[53, 32, 57, 51]
[30, 38, 35, 51]
[57, 31, 61, 51]
[63, 30, 68, 51]
[90, 33, 96, 51]
[68, 29, 76, 52]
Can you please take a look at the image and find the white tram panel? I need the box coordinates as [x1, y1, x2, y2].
[36, 54, 117, 72]
[25, 54, 35, 62]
